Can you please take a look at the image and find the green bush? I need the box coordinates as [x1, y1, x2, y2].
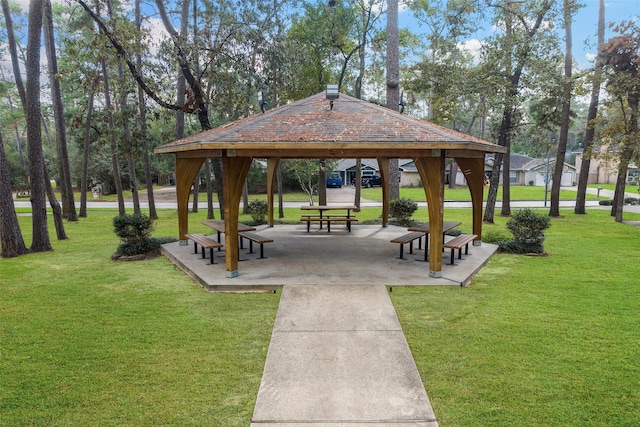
[482, 229, 511, 244]
[113, 213, 157, 256]
[247, 199, 268, 225]
[445, 228, 462, 237]
[389, 197, 418, 226]
[499, 208, 551, 254]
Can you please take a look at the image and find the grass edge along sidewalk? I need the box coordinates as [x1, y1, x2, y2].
[1, 209, 639, 426]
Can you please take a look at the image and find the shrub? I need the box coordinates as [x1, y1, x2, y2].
[499, 209, 551, 254]
[482, 229, 512, 245]
[445, 228, 462, 236]
[113, 213, 159, 256]
[247, 199, 268, 225]
[389, 197, 418, 226]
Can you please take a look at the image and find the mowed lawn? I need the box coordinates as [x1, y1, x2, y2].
[1, 208, 639, 426]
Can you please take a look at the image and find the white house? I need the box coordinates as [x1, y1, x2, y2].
[575, 151, 639, 185]
[332, 154, 576, 188]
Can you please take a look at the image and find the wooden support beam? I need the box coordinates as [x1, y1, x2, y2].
[454, 157, 485, 243]
[222, 154, 253, 277]
[175, 157, 205, 242]
[377, 157, 390, 227]
[414, 154, 445, 277]
[267, 158, 280, 228]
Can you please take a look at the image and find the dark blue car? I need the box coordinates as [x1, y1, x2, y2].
[326, 173, 342, 188]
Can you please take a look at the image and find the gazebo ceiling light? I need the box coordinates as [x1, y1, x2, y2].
[326, 84, 339, 109]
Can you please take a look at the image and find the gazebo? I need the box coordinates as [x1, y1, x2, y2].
[154, 92, 506, 279]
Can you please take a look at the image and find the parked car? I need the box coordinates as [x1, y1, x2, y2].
[361, 175, 382, 188]
[326, 173, 343, 188]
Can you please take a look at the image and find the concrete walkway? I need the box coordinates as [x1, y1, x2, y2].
[252, 285, 439, 426]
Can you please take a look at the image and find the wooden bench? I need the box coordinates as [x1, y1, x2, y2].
[238, 231, 273, 259]
[443, 234, 477, 265]
[185, 233, 223, 264]
[390, 232, 424, 259]
[300, 216, 358, 232]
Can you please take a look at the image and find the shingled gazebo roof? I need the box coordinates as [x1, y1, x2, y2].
[156, 91, 505, 279]
[155, 92, 504, 157]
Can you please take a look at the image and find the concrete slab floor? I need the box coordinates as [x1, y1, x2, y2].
[160, 225, 498, 292]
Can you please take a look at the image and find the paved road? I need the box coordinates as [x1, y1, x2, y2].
[12, 185, 640, 213]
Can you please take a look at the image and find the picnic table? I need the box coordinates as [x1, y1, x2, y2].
[407, 221, 462, 262]
[203, 220, 256, 247]
[300, 205, 359, 232]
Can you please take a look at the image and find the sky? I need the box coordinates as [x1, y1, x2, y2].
[398, 0, 640, 69]
[2, 0, 640, 76]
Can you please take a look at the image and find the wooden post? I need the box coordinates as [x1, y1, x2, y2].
[454, 156, 485, 243]
[414, 153, 445, 277]
[222, 153, 253, 277]
[175, 156, 205, 242]
[267, 158, 280, 227]
[377, 157, 390, 227]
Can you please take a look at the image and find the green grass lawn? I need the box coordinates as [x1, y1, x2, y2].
[2, 208, 639, 425]
[588, 183, 640, 195]
[84, 184, 606, 205]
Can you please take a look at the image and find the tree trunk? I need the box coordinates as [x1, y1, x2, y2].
[575, 0, 605, 215]
[354, 159, 362, 209]
[550, 0, 573, 217]
[386, 0, 400, 201]
[25, 0, 52, 253]
[44, 168, 68, 240]
[104, 0, 139, 215]
[100, 55, 125, 216]
[136, 0, 156, 219]
[127, 147, 141, 214]
[0, 132, 28, 258]
[277, 164, 284, 219]
[41, 114, 67, 240]
[79, 88, 95, 218]
[354, 45, 365, 207]
[5, 97, 26, 173]
[242, 181, 249, 215]
[43, 0, 77, 222]
[96, 1, 125, 215]
[318, 160, 327, 206]
[483, 153, 503, 223]
[192, 173, 199, 213]
[1, 0, 26, 107]
[206, 159, 215, 219]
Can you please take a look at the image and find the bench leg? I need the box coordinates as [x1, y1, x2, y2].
[193, 241, 198, 254]
[465, 243, 470, 255]
[217, 232, 222, 251]
[258, 243, 266, 259]
[247, 240, 255, 254]
[418, 236, 422, 250]
[201, 247, 206, 259]
[450, 248, 455, 265]
[408, 240, 414, 255]
[327, 221, 331, 233]
[397, 244, 405, 260]
[307, 221, 310, 233]
[209, 248, 215, 264]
